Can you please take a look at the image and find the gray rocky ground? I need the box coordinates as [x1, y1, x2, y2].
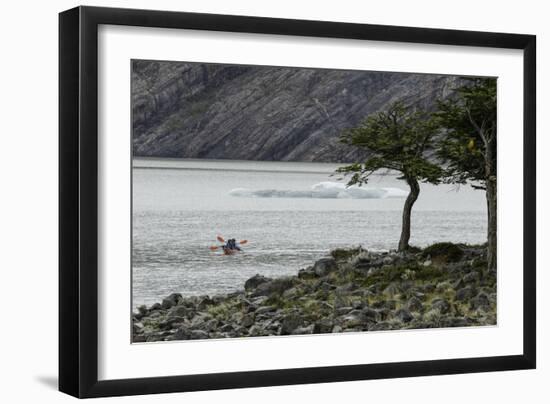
[133, 242, 496, 342]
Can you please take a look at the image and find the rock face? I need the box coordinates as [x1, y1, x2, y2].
[132, 243, 496, 342]
[132, 60, 462, 162]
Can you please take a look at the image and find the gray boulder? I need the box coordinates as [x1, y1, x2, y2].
[241, 313, 255, 328]
[382, 256, 394, 265]
[422, 284, 436, 293]
[395, 308, 414, 323]
[248, 325, 266, 337]
[313, 320, 334, 334]
[353, 257, 373, 270]
[245, 274, 271, 291]
[470, 293, 491, 311]
[442, 317, 470, 328]
[197, 296, 215, 310]
[168, 305, 192, 318]
[161, 293, 183, 309]
[335, 306, 353, 316]
[251, 277, 294, 297]
[376, 308, 391, 321]
[456, 286, 476, 301]
[372, 299, 396, 310]
[431, 298, 451, 314]
[133, 335, 147, 343]
[463, 271, 481, 284]
[280, 314, 304, 335]
[452, 278, 465, 290]
[159, 316, 186, 330]
[282, 287, 301, 299]
[250, 296, 269, 306]
[407, 296, 424, 312]
[137, 305, 148, 316]
[133, 322, 144, 333]
[291, 324, 315, 335]
[220, 323, 234, 332]
[352, 300, 364, 309]
[190, 330, 210, 340]
[255, 306, 277, 316]
[369, 321, 392, 331]
[174, 326, 192, 340]
[362, 307, 380, 321]
[313, 258, 338, 277]
[340, 310, 369, 328]
[298, 267, 316, 279]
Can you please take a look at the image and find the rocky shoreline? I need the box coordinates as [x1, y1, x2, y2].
[132, 242, 496, 342]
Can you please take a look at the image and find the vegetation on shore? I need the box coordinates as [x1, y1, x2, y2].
[133, 242, 496, 342]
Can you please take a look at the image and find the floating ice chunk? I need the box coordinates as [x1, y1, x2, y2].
[229, 182, 407, 199]
[228, 188, 314, 198]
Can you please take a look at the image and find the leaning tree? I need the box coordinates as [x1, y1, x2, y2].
[435, 78, 497, 271]
[337, 102, 444, 252]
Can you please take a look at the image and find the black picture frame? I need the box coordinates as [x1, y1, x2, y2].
[59, 5, 536, 398]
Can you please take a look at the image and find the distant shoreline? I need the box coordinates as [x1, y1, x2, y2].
[133, 165, 335, 175]
[132, 156, 400, 176]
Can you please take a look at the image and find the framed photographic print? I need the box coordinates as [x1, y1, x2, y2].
[59, 6, 536, 398]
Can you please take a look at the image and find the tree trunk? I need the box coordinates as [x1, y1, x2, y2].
[398, 177, 420, 251]
[485, 141, 497, 272]
[486, 176, 497, 271]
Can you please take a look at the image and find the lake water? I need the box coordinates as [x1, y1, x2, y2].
[132, 158, 487, 308]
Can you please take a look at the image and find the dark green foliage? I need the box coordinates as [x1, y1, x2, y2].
[435, 78, 497, 189]
[422, 242, 464, 262]
[337, 102, 443, 186]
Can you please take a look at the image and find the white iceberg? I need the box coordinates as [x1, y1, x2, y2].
[229, 181, 407, 199]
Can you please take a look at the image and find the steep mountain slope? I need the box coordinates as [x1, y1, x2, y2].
[132, 60, 461, 163]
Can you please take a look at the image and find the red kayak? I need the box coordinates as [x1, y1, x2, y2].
[209, 235, 248, 254]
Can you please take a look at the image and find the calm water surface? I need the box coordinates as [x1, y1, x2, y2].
[132, 158, 487, 308]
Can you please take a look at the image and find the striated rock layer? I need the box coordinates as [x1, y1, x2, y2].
[132, 60, 462, 162]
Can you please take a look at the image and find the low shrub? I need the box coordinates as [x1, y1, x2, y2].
[422, 242, 464, 262]
[331, 247, 363, 261]
[415, 266, 445, 281]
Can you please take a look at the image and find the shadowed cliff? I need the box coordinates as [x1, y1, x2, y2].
[132, 60, 461, 163]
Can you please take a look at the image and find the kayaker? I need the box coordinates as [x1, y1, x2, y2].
[209, 236, 248, 253]
[223, 238, 242, 252]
